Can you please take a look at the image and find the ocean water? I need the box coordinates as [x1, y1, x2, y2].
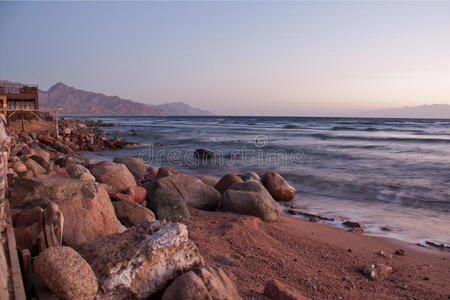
[76, 116, 450, 246]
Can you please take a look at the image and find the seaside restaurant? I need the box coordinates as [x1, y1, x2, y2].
[0, 83, 39, 116]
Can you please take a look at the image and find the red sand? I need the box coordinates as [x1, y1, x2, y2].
[183, 209, 450, 299]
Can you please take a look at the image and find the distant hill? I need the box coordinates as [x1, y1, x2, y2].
[0, 80, 214, 116]
[362, 104, 450, 119]
[39, 83, 167, 116]
[155, 102, 214, 116]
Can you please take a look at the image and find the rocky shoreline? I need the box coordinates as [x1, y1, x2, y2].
[3, 119, 449, 299]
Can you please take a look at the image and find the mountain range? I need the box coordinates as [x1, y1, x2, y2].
[0, 81, 214, 116]
[361, 104, 450, 119]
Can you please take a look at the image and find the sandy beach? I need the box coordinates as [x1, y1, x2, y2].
[184, 208, 450, 299]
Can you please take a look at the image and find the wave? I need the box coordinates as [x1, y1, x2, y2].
[309, 133, 450, 144]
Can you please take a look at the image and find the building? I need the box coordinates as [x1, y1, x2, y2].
[0, 83, 39, 115]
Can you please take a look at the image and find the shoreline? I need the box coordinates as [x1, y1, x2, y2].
[184, 208, 450, 299]
[4, 118, 449, 299]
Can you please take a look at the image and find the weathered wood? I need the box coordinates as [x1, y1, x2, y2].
[21, 110, 24, 132]
[6, 222, 26, 300]
[21, 249, 32, 297]
[55, 110, 59, 138]
[43, 203, 63, 248]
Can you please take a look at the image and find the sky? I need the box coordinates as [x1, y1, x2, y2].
[1, 1, 450, 116]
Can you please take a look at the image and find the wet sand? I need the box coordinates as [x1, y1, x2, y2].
[183, 208, 450, 299]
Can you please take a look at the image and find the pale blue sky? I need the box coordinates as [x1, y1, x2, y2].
[1, 1, 449, 116]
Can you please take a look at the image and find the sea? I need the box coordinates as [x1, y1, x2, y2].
[75, 116, 450, 247]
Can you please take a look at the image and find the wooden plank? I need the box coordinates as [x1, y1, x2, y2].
[20, 249, 32, 297]
[5, 222, 26, 300]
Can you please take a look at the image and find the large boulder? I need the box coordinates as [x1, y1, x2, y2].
[241, 171, 262, 184]
[33, 246, 98, 300]
[262, 171, 296, 202]
[113, 156, 148, 180]
[214, 174, 243, 195]
[155, 167, 179, 179]
[199, 176, 220, 187]
[162, 265, 240, 300]
[76, 220, 204, 300]
[90, 161, 137, 192]
[146, 174, 221, 211]
[24, 158, 46, 175]
[148, 186, 190, 222]
[10, 177, 122, 247]
[113, 200, 155, 227]
[223, 181, 281, 222]
[66, 164, 95, 182]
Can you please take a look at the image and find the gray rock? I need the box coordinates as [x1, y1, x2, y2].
[113, 200, 155, 227]
[148, 186, 190, 222]
[66, 164, 95, 182]
[146, 174, 221, 211]
[113, 156, 148, 179]
[223, 181, 281, 222]
[77, 220, 204, 300]
[240, 171, 261, 183]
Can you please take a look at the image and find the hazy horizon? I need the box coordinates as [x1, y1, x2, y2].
[1, 1, 449, 116]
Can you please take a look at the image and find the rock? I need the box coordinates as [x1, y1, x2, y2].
[11, 206, 43, 227]
[113, 156, 148, 179]
[10, 177, 121, 247]
[194, 149, 217, 160]
[378, 250, 394, 259]
[125, 185, 147, 205]
[113, 200, 155, 227]
[53, 141, 74, 154]
[55, 157, 75, 168]
[90, 161, 137, 192]
[162, 265, 240, 300]
[54, 165, 70, 178]
[348, 227, 364, 233]
[241, 171, 262, 183]
[361, 264, 392, 280]
[200, 176, 220, 187]
[155, 167, 179, 179]
[12, 161, 27, 173]
[214, 174, 243, 195]
[162, 271, 211, 300]
[33, 246, 98, 300]
[38, 134, 55, 144]
[262, 171, 296, 202]
[14, 223, 41, 253]
[66, 164, 95, 181]
[29, 154, 52, 171]
[147, 174, 221, 211]
[343, 221, 362, 228]
[24, 158, 46, 175]
[148, 186, 190, 222]
[264, 279, 306, 300]
[76, 220, 204, 300]
[109, 192, 134, 202]
[145, 166, 158, 180]
[223, 181, 281, 222]
[395, 249, 406, 256]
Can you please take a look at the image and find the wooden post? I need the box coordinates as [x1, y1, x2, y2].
[55, 110, 59, 138]
[21, 110, 24, 132]
[21, 249, 32, 297]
